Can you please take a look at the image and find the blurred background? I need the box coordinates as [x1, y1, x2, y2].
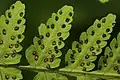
[0, 0, 120, 80]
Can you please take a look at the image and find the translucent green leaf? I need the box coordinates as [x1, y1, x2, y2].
[26, 5, 74, 69]
[0, 67, 22, 80]
[97, 32, 120, 79]
[0, 1, 25, 64]
[34, 72, 68, 80]
[99, 0, 110, 3]
[63, 13, 116, 72]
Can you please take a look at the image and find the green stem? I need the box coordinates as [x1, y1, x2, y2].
[18, 65, 120, 78]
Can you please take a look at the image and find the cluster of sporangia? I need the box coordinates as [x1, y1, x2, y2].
[0, 4, 24, 59]
[66, 39, 91, 71]
[31, 35, 61, 62]
[31, 35, 60, 63]
[5, 74, 17, 80]
[113, 60, 120, 74]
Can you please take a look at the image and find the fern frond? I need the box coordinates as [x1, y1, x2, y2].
[0, 1, 25, 64]
[25, 5, 74, 80]
[63, 13, 116, 72]
[26, 5, 74, 69]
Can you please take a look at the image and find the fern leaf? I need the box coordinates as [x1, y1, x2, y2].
[34, 72, 67, 80]
[26, 5, 74, 69]
[99, 0, 110, 3]
[76, 33, 120, 80]
[0, 67, 22, 80]
[63, 13, 116, 72]
[0, 1, 25, 64]
[96, 32, 120, 80]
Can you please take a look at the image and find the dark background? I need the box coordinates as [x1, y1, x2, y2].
[0, 0, 120, 80]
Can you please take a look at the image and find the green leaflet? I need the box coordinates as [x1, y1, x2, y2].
[26, 5, 74, 69]
[0, 1, 25, 64]
[0, 1, 24, 80]
[0, 67, 22, 80]
[34, 72, 67, 80]
[62, 13, 116, 72]
[75, 32, 120, 80]
[99, 0, 110, 3]
[97, 32, 120, 80]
